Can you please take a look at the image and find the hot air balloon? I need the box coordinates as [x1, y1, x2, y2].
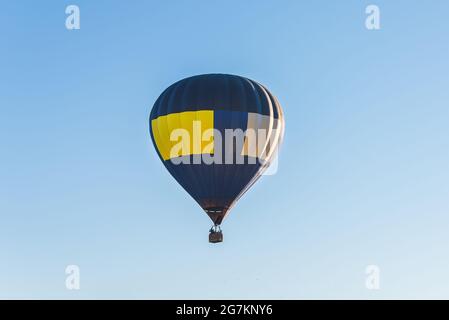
[149, 74, 284, 243]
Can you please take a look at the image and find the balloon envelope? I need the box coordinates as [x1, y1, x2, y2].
[149, 74, 284, 225]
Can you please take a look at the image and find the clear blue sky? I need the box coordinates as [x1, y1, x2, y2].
[1, 1, 449, 299]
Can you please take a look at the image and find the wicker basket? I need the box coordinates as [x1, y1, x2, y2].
[209, 231, 223, 243]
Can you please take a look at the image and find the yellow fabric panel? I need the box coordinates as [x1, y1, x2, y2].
[156, 112, 170, 159]
[178, 111, 197, 155]
[196, 110, 214, 155]
[151, 110, 214, 160]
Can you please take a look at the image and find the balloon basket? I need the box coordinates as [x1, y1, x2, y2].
[209, 230, 223, 243]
